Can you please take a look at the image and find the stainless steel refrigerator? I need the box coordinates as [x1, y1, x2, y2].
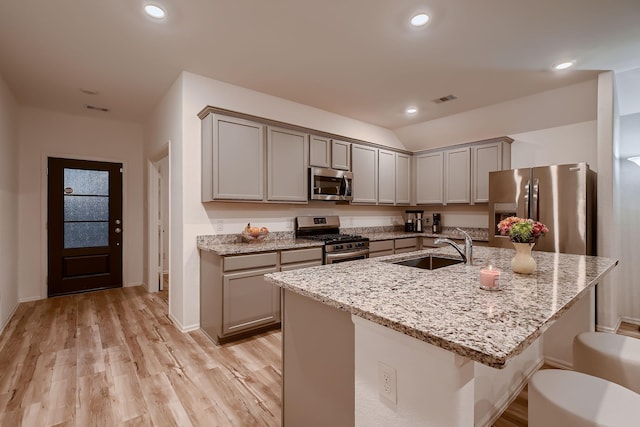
[488, 163, 597, 255]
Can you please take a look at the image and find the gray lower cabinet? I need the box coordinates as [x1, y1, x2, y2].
[222, 266, 280, 335]
[394, 237, 419, 254]
[368, 240, 394, 258]
[200, 247, 322, 344]
[200, 251, 280, 344]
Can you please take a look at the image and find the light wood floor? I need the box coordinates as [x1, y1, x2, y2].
[1, 285, 638, 427]
[0, 286, 281, 426]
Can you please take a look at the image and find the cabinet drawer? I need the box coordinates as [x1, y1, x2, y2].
[223, 252, 278, 272]
[281, 247, 323, 265]
[395, 238, 418, 249]
[280, 260, 323, 271]
[369, 249, 394, 258]
[369, 240, 394, 252]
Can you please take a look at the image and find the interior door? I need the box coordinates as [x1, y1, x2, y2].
[47, 157, 123, 297]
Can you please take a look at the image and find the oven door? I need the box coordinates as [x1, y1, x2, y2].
[325, 248, 369, 264]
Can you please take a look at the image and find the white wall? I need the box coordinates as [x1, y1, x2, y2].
[0, 74, 20, 332]
[510, 121, 598, 171]
[395, 79, 597, 151]
[618, 112, 640, 322]
[17, 107, 144, 301]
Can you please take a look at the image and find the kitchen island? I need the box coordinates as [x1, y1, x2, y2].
[265, 246, 618, 427]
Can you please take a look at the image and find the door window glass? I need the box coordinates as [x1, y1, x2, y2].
[63, 168, 110, 248]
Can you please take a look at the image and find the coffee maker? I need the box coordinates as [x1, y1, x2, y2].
[405, 210, 425, 232]
[432, 213, 442, 234]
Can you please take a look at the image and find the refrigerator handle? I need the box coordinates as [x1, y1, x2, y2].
[531, 178, 540, 221]
[524, 180, 531, 218]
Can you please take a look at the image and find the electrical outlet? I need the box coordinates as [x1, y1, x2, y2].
[378, 362, 397, 404]
[215, 219, 224, 233]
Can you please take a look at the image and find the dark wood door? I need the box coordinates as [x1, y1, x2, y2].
[47, 158, 123, 297]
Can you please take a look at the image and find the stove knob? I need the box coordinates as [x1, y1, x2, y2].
[347, 244, 353, 249]
[336, 245, 343, 250]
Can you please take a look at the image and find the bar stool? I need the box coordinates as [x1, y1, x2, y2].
[528, 369, 640, 427]
[573, 331, 640, 393]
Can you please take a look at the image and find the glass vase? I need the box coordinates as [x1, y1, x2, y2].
[511, 242, 536, 274]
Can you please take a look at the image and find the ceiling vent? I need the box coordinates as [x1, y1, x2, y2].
[85, 104, 110, 112]
[432, 94, 458, 104]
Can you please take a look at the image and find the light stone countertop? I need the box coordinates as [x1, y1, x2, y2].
[197, 234, 323, 256]
[264, 246, 618, 368]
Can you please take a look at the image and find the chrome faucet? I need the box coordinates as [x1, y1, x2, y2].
[434, 228, 473, 265]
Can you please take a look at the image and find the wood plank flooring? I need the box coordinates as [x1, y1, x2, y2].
[0, 286, 281, 426]
[1, 284, 638, 427]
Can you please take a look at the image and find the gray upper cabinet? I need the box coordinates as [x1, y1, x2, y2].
[472, 140, 511, 203]
[267, 127, 308, 202]
[416, 152, 444, 204]
[351, 144, 378, 204]
[444, 147, 471, 204]
[331, 140, 351, 171]
[202, 114, 265, 201]
[378, 149, 395, 205]
[395, 153, 411, 205]
[309, 135, 331, 168]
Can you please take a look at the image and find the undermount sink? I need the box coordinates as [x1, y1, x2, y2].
[393, 255, 463, 270]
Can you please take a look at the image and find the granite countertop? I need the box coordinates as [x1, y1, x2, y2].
[198, 233, 323, 256]
[198, 226, 489, 256]
[360, 229, 488, 242]
[264, 246, 618, 368]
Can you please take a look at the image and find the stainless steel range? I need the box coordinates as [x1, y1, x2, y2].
[295, 216, 369, 264]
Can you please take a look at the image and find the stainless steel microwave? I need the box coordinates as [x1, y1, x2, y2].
[309, 167, 353, 201]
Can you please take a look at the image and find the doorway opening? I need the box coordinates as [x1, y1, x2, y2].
[147, 149, 169, 300]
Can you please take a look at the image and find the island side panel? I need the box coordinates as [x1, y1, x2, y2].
[282, 289, 355, 427]
[352, 316, 475, 427]
[200, 250, 223, 342]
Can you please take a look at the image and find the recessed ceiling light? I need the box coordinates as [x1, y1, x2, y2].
[554, 61, 575, 70]
[406, 107, 418, 115]
[144, 4, 166, 19]
[410, 14, 430, 27]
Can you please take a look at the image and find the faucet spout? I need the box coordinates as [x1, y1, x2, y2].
[433, 238, 466, 263]
[434, 228, 473, 265]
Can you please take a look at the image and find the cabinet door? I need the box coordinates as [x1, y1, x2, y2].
[472, 142, 501, 203]
[331, 140, 351, 171]
[309, 135, 331, 168]
[205, 115, 265, 201]
[395, 153, 411, 205]
[445, 147, 471, 204]
[416, 152, 444, 204]
[222, 266, 280, 336]
[378, 149, 395, 204]
[267, 127, 308, 202]
[351, 144, 378, 204]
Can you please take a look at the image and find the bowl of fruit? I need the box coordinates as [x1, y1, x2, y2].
[241, 223, 269, 242]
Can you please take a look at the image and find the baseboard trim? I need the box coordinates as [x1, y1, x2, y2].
[620, 316, 640, 327]
[481, 358, 545, 427]
[168, 312, 199, 333]
[0, 301, 20, 337]
[543, 355, 573, 370]
[596, 317, 621, 333]
[19, 296, 43, 303]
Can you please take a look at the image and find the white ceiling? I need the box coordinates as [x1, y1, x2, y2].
[1, 0, 640, 129]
